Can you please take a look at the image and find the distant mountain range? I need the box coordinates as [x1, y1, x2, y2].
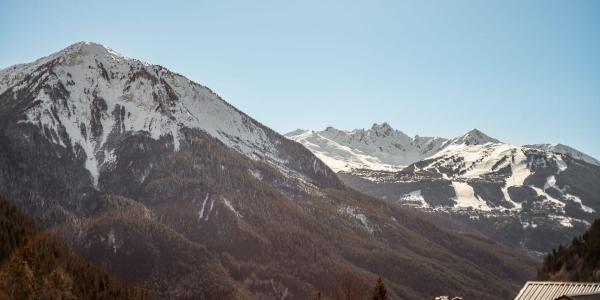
[287, 124, 600, 256]
[0, 42, 537, 299]
[286, 123, 598, 172]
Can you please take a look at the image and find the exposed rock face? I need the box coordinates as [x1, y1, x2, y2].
[289, 124, 600, 257]
[0, 42, 537, 299]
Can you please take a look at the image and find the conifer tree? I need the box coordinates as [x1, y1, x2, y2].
[2, 256, 36, 300]
[41, 267, 76, 300]
[313, 291, 323, 300]
[371, 277, 388, 300]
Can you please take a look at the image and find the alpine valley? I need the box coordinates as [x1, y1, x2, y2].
[286, 123, 600, 257]
[0, 42, 540, 299]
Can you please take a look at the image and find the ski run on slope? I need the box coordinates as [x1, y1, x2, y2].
[289, 123, 598, 229]
[451, 181, 492, 211]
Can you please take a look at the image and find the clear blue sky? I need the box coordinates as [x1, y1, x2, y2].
[1, 0, 599, 158]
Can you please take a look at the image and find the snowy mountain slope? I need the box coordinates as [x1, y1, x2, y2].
[285, 122, 448, 172]
[406, 142, 593, 215]
[0, 42, 338, 189]
[291, 123, 600, 255]
[524, 143, 600, 166]
[442, 128, 501, 147]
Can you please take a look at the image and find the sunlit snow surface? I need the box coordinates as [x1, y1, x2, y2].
[398, 190, 430, 208]
[542, 154, 595, 213]
[222, 197, 242, 218]
[290, 124, 598, 228]
[451, 181, 492, 211]
[286, 123, 447, 172]
[2, 42, 292, 188]
[525, 143, 600, 166]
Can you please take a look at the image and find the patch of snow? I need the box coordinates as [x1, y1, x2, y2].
[543, 175, 559, 192]
[555, 155, 568, 171]
[204, 198, 215, 221]
[198, 193, 210, 221]
[565, 194, 595, 213]
[107, 228, 118, 254]
[104, 149, 117, 164]
[338, 206, 375, 234]
[398, 190, 430, 208]
[521, 221, 538, 229]
[549, 215, 574, 228]
[451, 181, 492, 211]
[222, 198, 242, 218]
[529, 186, 566, 209]
[249, 169, 263, 180]
[507, 148, 531, 186]
[501, 186, 521, 210]
[171, 122, 180, 151]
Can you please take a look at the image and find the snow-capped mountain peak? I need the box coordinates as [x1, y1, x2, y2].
[0, 42, 337, 189]
[446, 128, 501, 146]
[370, 122, 394, 137]
[286, 125, 507, 173]
[0, 42, 125, 94]
[285, 123, 448, 172]
[54, 41, 124, 61]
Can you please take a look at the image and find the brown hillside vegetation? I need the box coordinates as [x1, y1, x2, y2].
[537, 219, 600, 281]
[0, 125, 538, 299]
[0, 197, 148, 300]
[50, 129, 536, 299]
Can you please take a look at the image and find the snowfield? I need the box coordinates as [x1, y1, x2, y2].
[451, 181, 492, 211]
[286, 123, 447, 172]
[2, 42, 321, 188]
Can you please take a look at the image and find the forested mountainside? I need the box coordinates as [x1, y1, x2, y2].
[537, 219, 600, 282]
[0, 197, 148, 300]
[0, 42, 537, 299]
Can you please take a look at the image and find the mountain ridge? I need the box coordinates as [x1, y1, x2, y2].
[0, 41, 339, 190]
[285, 123, 449, 172]
[286, 123, 599, 171]
[289, 122, 600, 256]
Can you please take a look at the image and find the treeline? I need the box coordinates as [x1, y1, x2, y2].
[537, 218, 600, 281]
[312, 275, 389, 300]
[0, 197, 149, 299]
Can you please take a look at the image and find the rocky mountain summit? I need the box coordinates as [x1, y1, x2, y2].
[286, 122, 448, 172]
[0, 42, 336, 190]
